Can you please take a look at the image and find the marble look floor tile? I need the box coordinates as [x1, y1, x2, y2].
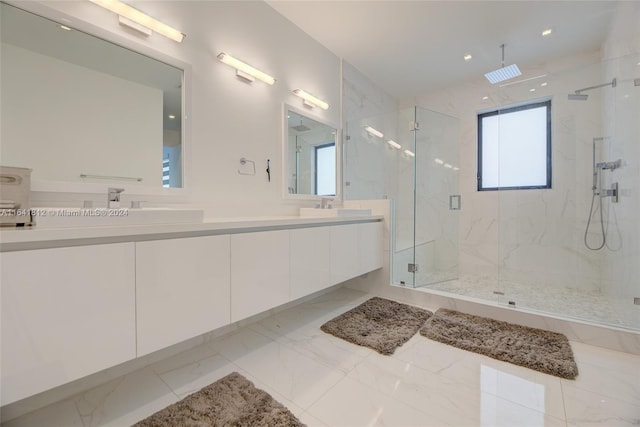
[156, 352, 239, 399]
[394, 335, 567, 420]
[73, 368, 178, 427]
[298, 411, 329, 427]
[148, 341, 222, 377]
[566, 342, 640, 406]
[209, 328, 345, 410]
[563, 382, 640, 426]
[249, 306, 373, 373]
[393, 334, 481, 383]
[347, 352, 481, 425]
[307, 376, 450, 427]
[2, 400, 83, 427]
[479, 393, 567, 427]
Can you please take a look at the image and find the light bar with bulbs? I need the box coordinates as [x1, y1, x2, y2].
[217, 52, 276, 85]
[386, 139, 401, 149]
[292, 89, 329, 110]
[88, 0, 185, 42]
[364, 126, 384, 138]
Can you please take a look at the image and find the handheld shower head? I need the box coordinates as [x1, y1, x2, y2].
[568, 93, 588, 101]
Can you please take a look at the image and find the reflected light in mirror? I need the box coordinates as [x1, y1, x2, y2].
[386, 139, 402, 149]
[365, 126, 384, 138]
[292, 89, 329, 110]
[88, 0, 185, 42]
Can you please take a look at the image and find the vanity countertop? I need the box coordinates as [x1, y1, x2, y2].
[0, 215, 383, 251]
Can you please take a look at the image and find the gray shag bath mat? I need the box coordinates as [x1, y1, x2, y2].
[420, 309, 579, 379]
[133, 372, 305, 427]
[320, 297, 433, 355]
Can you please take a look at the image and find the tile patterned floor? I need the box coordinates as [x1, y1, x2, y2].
[3, 287, 640, 427]
[423, 275, 640, 330]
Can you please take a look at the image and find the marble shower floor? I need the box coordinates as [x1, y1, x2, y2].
[421, 275, 639, 331]
[3, 287, 640, 427]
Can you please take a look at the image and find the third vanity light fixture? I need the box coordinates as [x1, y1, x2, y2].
[292, 89, 329, 110]
[88, 0, 185, 42]
[217, 52, 276, 85]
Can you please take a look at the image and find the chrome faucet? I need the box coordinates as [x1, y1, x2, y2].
[320, 197, 334, 209]
[107, 187, 125, 208]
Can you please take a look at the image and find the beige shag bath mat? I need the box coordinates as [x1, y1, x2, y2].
[420, 309, 579, 379]
[133, 372, 305, 427]
[320, 297, 433, 355]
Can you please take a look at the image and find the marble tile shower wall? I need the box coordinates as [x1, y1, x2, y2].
[411, 52, 615, 295]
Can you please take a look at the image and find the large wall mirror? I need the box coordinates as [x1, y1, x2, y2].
[284, 105, 338, 198]
[0, 2, 186, 191]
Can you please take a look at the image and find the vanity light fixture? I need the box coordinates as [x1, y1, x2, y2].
[386, 139, 402, 149]
[434, 158, 444, 164]
[364, 126, 384, 138]
[292, 89, 329, 110]
[404, 149, 415, 157]
[217, 52, 276, 85]
[88, 0, 185, 43]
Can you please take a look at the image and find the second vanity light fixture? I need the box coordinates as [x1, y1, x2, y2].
[88, 0, 185, 42]
[217, 52, 276, 85]
[292, 89, 329, 110]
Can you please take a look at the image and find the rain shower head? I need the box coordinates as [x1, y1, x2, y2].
[291, 120, 310, 132]
[568, 93, 589, 101]
[485, 44, 521, 84]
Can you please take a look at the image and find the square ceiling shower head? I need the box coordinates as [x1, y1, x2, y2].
[485, 64, 522, 84]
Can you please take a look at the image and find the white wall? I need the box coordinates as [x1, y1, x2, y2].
[1, 43, 162, 185]
[12, 0, 340, 216]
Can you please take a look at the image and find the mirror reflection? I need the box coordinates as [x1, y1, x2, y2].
[0, 2, 184, 188]
[286, 109, 337, 196]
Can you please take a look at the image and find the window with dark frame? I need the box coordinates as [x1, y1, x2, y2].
[314, 142, 336, 196]
[477, 100, 551, 191]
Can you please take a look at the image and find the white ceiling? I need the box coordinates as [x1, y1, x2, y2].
[266, 1, 619, 100]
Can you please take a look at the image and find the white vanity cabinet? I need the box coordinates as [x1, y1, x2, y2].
[358, 221, 384, 275]
[135, 235, 231, 356]
[0, 243, 136, 405]
[330, 224, 360, 284]
[290, 226, 331, 299]
[230, 230, 290, 322]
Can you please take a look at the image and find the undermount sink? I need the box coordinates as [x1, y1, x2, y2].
[32, 207, 204, 228]
[299, 207, 372, 217]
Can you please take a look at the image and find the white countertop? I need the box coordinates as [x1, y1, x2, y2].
[0, 215, 383, 249]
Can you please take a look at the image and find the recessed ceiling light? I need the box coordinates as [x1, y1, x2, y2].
[464, 54, 473, 62]
[434, 158, 444, 165]
[482, 96, 489, 100]
[168, 114, 176, 119]
[529, 88, 536, 92]
[404, 150, 415, 157]
[444, 163, 453, 169]
[540, 82, 548, 87]
[542, 28, 553, 36]
[60, 25, 71, 31]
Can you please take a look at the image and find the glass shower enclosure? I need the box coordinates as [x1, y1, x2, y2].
[344, 106, 460, 288]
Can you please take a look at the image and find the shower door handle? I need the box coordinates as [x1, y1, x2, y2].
[449, 195, 461, 210]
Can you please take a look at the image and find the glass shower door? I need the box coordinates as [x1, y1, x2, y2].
[413, 107, 460, 287]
